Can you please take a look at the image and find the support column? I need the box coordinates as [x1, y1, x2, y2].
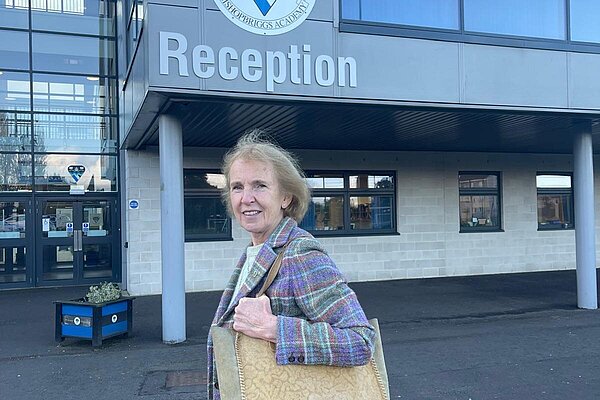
[573, 123, 598, 310]
[159, 114, 187, 343]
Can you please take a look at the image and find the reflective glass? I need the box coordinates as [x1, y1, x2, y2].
[464, 0, 565, 40]
[33, 74, 116, 115]
[83, 200, 111, 236]
[350, 195, 393, 230]
[32, 33, 116, 75]
[0, 29, 29, 70]
[34, 154, 117, 192]
[82, 243, 112, 278]
[0, 246, 27, 283]
[459, 195, 500, 228]
[0, 0, 29, 29]
[184, 197, 230, 238]
[33, 114, 117, 153]
[31, 0, 115, 36]
[341, 0, 360, 19]
[538, 194, 573, 230]
[0, 153, 32, 191]
[570, 0, 600, 43]
[41, 244, 73, 280]
[0, 71, 30, 112]
[306, 174, 344, 189]
[0, 202, 26, 239]
[184, 171, 226, 190]
[300, 196, 344, 231]
[359, 0, 459, 29]
[536, 174, 571, 189]
[349, 174, 394, 189]
[459, 174, 498, 189]
[0, 112, 30, 152]
[41, 201, 73, 238]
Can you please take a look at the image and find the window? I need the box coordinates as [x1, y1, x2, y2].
[570, 0, 600, 43]
[0, 29, 30, 71]
[125, 0, 144, 65]
[536, 173, 573, 230]
[342, 0, 459, 30]
[31, 0, 115, 36]
[459, 172, 501, 232]
[463, 0, 565, 40]
[183, 170, 231, 241]
[340, 0, 599, 53]
[300, 172, 396, 235]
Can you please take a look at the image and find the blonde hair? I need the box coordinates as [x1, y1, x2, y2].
[221, 131, 311, 222]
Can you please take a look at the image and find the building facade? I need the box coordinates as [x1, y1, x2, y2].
[0, 0, 120, 288]
[1, 1, 600, 304]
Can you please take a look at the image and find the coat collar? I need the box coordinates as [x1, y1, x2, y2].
[215, 217, 298, 326]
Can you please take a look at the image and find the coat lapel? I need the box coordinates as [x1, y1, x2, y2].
[214, 217, 298, 326]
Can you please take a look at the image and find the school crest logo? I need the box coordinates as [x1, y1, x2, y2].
[214, 0, 317, 36]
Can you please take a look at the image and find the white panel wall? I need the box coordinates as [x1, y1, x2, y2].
[124, 147, 583, 296]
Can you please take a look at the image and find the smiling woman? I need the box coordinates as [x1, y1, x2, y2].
[206, 132, 375, 400]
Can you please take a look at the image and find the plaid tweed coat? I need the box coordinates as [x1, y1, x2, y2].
[207, 217, 375, 400]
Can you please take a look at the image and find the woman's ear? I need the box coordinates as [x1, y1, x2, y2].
[282, 195, 292, 209]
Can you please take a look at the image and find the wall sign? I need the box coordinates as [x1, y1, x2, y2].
[67, 165, 85, 183]
[214, 0, 317, 36]
[129, 199, 140, 210]
[159, 31, 358, 92]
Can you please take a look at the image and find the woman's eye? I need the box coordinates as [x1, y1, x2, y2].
[231, 185, 242, 192]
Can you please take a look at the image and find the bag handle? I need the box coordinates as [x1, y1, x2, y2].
[256, 242, 291, 297]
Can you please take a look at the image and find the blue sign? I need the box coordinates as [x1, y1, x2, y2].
[128, 199, 139, 210]
[254, 0, 276, 16]
[67, 165, 85, 183]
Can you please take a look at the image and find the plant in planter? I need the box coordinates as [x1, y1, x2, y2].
[55, 282, 134, 347]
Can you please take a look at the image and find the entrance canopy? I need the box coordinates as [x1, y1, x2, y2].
[122, 94, 600, 154]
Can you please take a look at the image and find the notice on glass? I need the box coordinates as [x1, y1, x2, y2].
[42, 218, 50, 232]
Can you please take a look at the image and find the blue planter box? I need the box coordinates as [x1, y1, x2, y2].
[54, 297, 134, 347]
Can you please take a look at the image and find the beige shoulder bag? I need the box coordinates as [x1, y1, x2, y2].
[211, 246, 390, 400]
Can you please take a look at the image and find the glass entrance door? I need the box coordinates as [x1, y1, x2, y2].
[36, 198, 119, 286]
[0, 199, 33, 286]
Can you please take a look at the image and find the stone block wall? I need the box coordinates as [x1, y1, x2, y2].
[123, 147, 580, 295]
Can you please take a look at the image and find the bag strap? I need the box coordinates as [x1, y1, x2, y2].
[256, 242, 291, 297]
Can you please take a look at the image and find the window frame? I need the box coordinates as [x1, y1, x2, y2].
[339, 0, 600, 54]
[301, 170, 397, 237]
[536, 172, 574, 231]
[183, 169, 232, 242]
[458, 171, 503, 233]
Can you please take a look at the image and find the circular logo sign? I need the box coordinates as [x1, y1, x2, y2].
[214, 0, 317, 36]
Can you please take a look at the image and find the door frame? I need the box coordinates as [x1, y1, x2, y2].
[34, 194, 121, 287]
[0, 196, 34, 289]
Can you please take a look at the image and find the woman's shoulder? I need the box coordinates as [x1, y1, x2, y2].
[287, 226, 327, 254]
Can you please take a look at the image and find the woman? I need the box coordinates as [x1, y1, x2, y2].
[207, 133, 375, 399]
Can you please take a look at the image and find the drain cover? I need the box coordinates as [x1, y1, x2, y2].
[166, 370, 207, 388]
[139, 370, 206, 396]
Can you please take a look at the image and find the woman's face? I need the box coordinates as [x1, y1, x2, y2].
[229, 158, 291, 245]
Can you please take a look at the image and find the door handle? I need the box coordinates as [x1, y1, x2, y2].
[73, 230, 83, 252]
[73, 230, 78, 252]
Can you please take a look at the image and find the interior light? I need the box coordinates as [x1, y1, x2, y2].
[0, 71, 4, 75]
[86, 76, 100, 81]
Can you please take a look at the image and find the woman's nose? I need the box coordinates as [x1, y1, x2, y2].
[241, 188, 255, 203]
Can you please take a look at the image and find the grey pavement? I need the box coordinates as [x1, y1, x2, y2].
[1, 269, 600, 400]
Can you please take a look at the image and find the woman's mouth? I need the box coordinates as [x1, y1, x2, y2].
[242, 210, 261, 216]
